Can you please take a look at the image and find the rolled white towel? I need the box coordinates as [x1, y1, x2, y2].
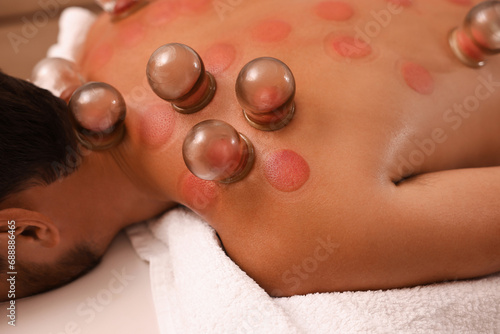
[127, 208, 500, 334]
[47, 7, 96, 62]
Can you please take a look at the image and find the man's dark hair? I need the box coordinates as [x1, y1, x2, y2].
[0, 70, 100, 301]
[0, 70, 79, 203]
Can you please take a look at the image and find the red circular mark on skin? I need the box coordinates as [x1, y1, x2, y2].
[330, 35, 372, 59]
[205, 139, 241, 172]
[315, 1, 354, 21]
[251, 20, 292, 43]
[177, 0, 211, 13]
[181, 172, 218, 212]
[204, 43, 237, 74]
[447, 0, 472, 5]
[386, 0, 412, 7]
[87, 42, 114, 70]
[456, 28, 485, 61]
[264, 150, 310, 192]
[144, 0, 179, 26]
[138, 103, 176, 147]
[253, 86, 286, 110]
[401, 61, 435, 95]
[117, 21, 145, 48]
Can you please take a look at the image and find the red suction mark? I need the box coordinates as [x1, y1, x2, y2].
[331, 35, 372, 59]
[264, 150, 310, 192]
[204, 139, 241, 172]
[401, 61, 435, 95]
[181, 172, 218, 211]
[251, 19, 292, 43]
[254, 86, 287, 110]
[139, 104, 176, 148]
[315, 1, 354, 21]
[456, 28, 485, 62]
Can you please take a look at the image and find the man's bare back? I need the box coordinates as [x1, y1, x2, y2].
[75, 0, 500, 296]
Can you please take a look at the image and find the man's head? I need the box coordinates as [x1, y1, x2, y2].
[0, 71, 101, 301]
[0, 70, 78, 202]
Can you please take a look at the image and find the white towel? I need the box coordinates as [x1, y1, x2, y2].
[127, 208, 500, 334]
[47, 7, 96, 61]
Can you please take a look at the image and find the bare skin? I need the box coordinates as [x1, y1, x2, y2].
[2, 0, 500, 298]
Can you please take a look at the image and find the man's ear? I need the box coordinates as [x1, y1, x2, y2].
[0, 208, 60, 248]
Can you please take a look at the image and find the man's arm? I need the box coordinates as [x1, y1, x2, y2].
[250, 167, 500, 296]
[381, 167, 500, 287]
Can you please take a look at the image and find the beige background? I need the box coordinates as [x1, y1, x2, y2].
[0, 0, 98, 79]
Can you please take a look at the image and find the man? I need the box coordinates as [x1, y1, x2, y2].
[0, 71, 172, 301]
[2, 0, 500, 301]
